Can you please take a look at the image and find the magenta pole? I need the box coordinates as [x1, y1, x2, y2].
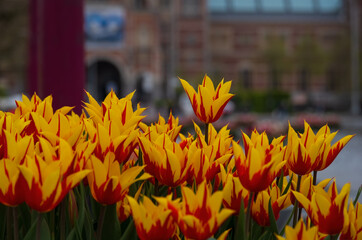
[28, 0, 85, 113]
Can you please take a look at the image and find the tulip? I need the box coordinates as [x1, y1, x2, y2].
[221, 170, 249, 214]
[193, 123, 233, 157]
[290, 174, 331, 204]
[251, 181, 291, 226]
[187, 140, 232, 185]
[84, 91, 145, 164]
[186, 123, 233, 185]
[84, 119, 140, 164]
[19, 138, 91, 212]
[286, 122, 353, 177]
[87, 153, 149, 205]
[84, 90, 145, 131]
[41, 111, 85, 148]
[0, 158, 28, 206]
[285, 122, 324, 176]
[340, 202, 362, 240]
[179, 75, 234, 123]
[139, 133, 191, 187]
[276, 219, 321, 240]
[293, 180, 350, 235]
[312, 124, 354, 171]
[163, 181, 234, 240]
[233, 130, 285, 192]
[128, 196, 177, 240]
[139, 111, 182, 142]
[0, 115, 30, 160]
[14, 93, 72, 123]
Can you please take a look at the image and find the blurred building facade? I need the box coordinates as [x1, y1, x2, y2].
[85, 0, 361, 110]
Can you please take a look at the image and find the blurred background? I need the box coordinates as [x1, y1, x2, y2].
[0, 0, 361, 197]
[1, 0, 361, 116]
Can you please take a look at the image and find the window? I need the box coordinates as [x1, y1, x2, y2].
[290, 0, 315, 13]
[233, 0, 256, 12]
[239, 69, 252, 89]
[135, 0, 147, 10]
[183, 0, 200, 16]
[299, 69, 309, 91]
[318, 0, 341, 13]
[261, 0, 286, 12]
[208, 0, 227, 12]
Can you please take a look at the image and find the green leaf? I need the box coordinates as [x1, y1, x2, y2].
[268, 199, 278, 235]
[279, 207, 295, 236]
[23, 220, 37, 240]
[234, 200, 246, 240]
[282, 174, 293, 196]
[101, 204, 121, 240]
[83, 209, 95, 240]
[277, 170, 284, 192]
[120, 219, 137, 240]
[66, 230, 77, 240]
[24, 214, 51, 240]
[74, 183, 86, 238]
[258, 231, 272, 240]
[353, 185, 362, 206]
[39, 215, 51, 240]
[18, 203, 31, 233]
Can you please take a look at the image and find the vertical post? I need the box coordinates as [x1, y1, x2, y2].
[350, 0, 360, 115]
[28, 0, 85, 113]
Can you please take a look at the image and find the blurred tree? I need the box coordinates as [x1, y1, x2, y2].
[0, 0, 28, 94]
[293, 36, 328, 91]
[261, 35, 291, 89]
[326, 34, 351, 92]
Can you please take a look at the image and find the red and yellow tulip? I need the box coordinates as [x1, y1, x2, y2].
[139, 112, 182, 142]
[19, 138, 91, 212]
[251, 181, 291, 226]
[179, 75, 234, 123]
[340, 202, 362, 240]
[164, 181, 234, 240]
[290, 173, 331, 203]
[220, 168, 249, 214]
[276, 219, 321, 240]
[285, 122, 352, 176]
[14, 93, 73, 122]
[293, 180, 350, 235]
[128, 196, 177, 240]
[139, 133, 191, 187]
[86, 153, 148, 205]
[0, 158, 28, 206]
[233, 130, 285, 192]
[84, 119, 139, 164]
[186, 123, 233, 185]
[84, 90, 145, 131]
[313, 124, 354, 171]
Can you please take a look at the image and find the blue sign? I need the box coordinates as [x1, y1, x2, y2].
[85, 5, 125, 45]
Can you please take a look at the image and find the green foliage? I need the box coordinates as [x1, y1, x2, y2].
[233, 89, 290, 113]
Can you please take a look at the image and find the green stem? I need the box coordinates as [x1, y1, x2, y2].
[36, 212, 42, 240]
[205, 123, 209, 145]
[6, 207, 12, 240]
[96, 205, 107, 240]
[12, 207, 18, 240]
[154, 178, 159, 197]
[50, 209, 55, 240]
[245, 192, 254, 238]
[293, 175, 302, 227]
[329, 234, 339, 240]
[313, 171, 317, 186]
[60, 200, 66, 240]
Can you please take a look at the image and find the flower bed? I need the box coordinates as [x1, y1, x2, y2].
[0, 75, 360, 240]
